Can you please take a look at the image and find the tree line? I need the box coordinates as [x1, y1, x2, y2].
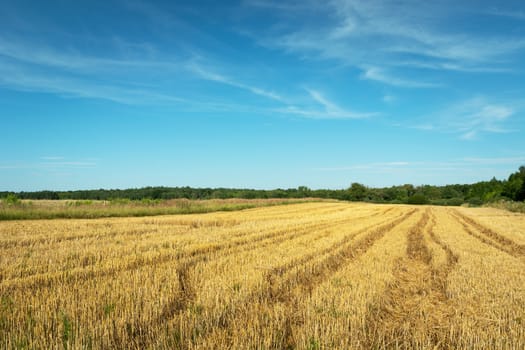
[2, 166, 525, 205]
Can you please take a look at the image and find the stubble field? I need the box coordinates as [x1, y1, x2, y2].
[1, 202, 524, 349]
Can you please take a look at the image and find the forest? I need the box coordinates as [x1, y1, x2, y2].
[2, 166, 525, 206]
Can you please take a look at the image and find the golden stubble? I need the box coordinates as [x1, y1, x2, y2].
[0, 202, 524, 349]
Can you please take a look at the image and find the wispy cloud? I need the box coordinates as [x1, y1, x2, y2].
[361, 66, 441, 88]
[276, 88, 376, 119]
[0, 164, 29, 170]
[0, 159, 97, 170]
[394, 60, 511, 74]
[413, 97, 518, 140]
[250, 0, 525, 79]
[461, 156, 525, 165]
[0, 32, 291, 107]
[315, 157, 525, 173]
[307, 89, 341, 112]
[40, 156, 64, 161]
[187, 63, 285, 102]
[243, 0, 320, 12]
[0, 35, 182, 75]
[0, 33, 192, 106]
[185, 63, 382, 119]
[316, 161, 411, 171]
[484, 9, 525, 20]
[460, 130, 478, 141]
[382, 94, 395, 103]
[0, 61, 187, 105]
[39, 161, 97, 169]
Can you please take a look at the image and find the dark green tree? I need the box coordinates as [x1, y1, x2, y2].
[407, 193, 428, 205]
[347, 183, 368, 201]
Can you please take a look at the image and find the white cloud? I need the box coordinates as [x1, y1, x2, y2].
[452, 98, 514, 132]
[0, 159, 97, 170]
[484, 10, 525, 20]
[414, 97, 518, 140]
[460, 130, 477, 140]
[315, 157, 525, 173]
[0, 35, 175, 73]
[307, 89, 340, 112]
[316, 161, 412, 171]
[243, 0, 319, 12]
[361, 66, 441, 88]
[251, 0, 525, 78]
[276, 88, 376, 119]
[393, 60, 510, 73]
[413, 124, 435, 131]
[39, 161, 97, 169]
[382, 94, 395, 103]
[461, 156, 525, 165]
[187, 63, 285, 102]
[40, 156, 64, 161]
[0, 35, 192, 105]
[186, 64, 380, 119]
[0, 62, 187, 105]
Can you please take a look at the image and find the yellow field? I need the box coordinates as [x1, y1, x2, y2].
[1, 202, 524, 349]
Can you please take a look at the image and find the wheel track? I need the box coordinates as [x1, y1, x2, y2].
[0, 211, 382, 291]
[154, 213, 356, 323]
[263, 209, 418, 350]
[191, 209, 417, 349]
[266, 210, 409, 282]
[264, 210, 413, 301]
[0, 203, 354, 249]
[427, 213, 459, 295]
[2, 217, 331, 281]
[0, 208, 396, 293]
[243, 203, 357, 220]
[3, 205, 388, 278]
[365, 208, 459, 349]
[0, 205, 406, 348]
[0, 228, 153, 249]
[121, 209, 412, 348]
[427, 214, 458, 267]
[95, 206, 404, 348]
[451, 209, 525, 258]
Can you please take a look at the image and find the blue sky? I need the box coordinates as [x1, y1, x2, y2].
[1, 0, 525, 191]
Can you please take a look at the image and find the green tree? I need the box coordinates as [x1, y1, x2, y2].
[348, 183, 368, 201]
[2, 194, 20, 206]
[297, 186, 311, 197]
[503, 169, 524, 200]
[407, 193, 428, 205]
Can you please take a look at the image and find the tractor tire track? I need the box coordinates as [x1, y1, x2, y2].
[0, 204, 388, 253]
[450, 210, 525, 260]
[112, 208, 410, 349]
[365, 209, 459, 349]
[263, 209, 418, 350]
[452, 209, 525, 257]
[1, 209, 398, 293]
[427, 213, 459, 295]
[192, 209, 417, 349]
[135, 209, 412, 345]
[0, 218, 343, 292]
[0, 204, 355, 249]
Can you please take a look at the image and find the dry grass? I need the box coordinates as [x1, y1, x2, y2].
[487, 200, 525, 214]
[0, 202, 524, 349]
[0, 198, 318, 220]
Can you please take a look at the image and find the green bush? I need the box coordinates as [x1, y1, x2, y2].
[431, 197, 464, 206]
[407, 193, 428, 205]
[2, 194, 20, 206]
[110, 198, 131, 205]
[446, 198, 464, 206]
[468, 197, 483, 207]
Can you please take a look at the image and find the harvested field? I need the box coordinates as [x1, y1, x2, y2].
[0, 202, 524, 349]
